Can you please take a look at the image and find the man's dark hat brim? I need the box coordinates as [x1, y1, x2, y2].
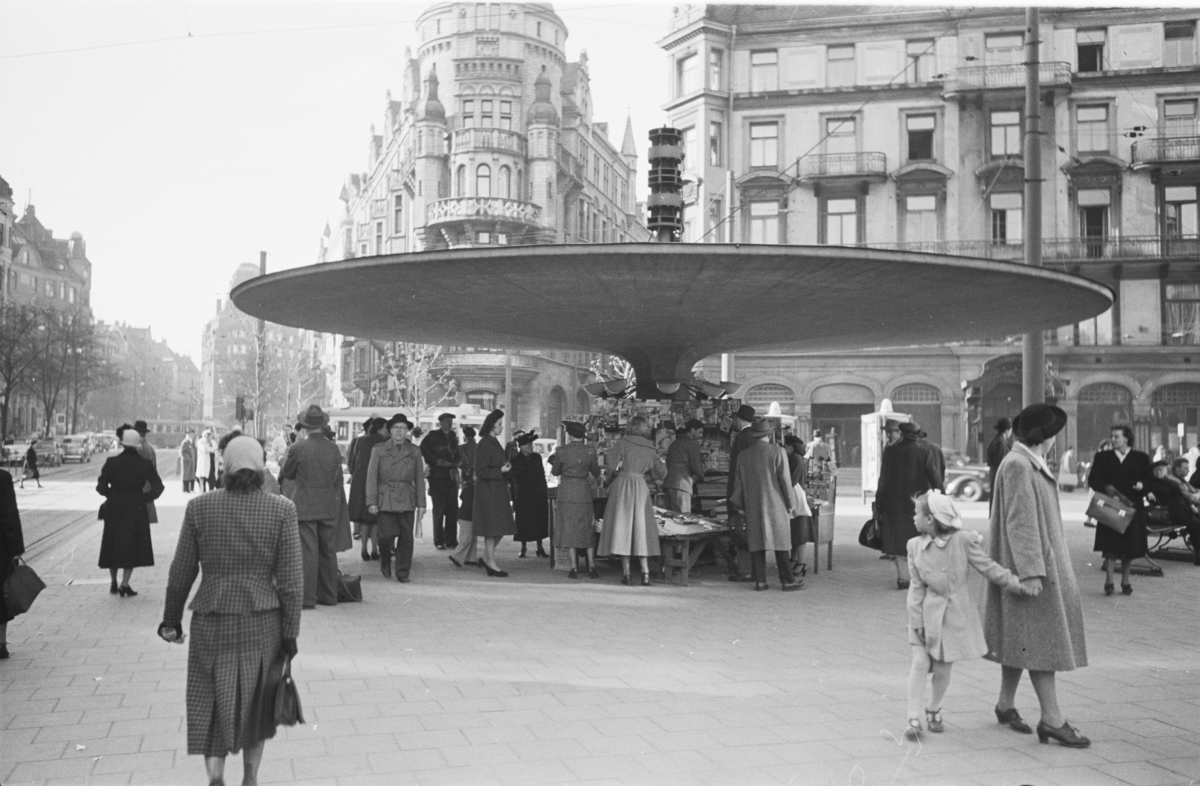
[898, 422, 920, 434]
[385, 414, 412, 429]
[1013, 404, 1067, 442]
[684, 419, 706, 432]
[516, 431, 538, 445]
[438, 413, 456, 421]
[736, 405, 756, 422]
[564, 421, 586, 439]
[134, 420, 150, 434]
[297, 405, 329, 429]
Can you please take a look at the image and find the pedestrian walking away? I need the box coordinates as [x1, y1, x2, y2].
[421, 412, 461, 550]
[159, 435, 303, 786]
[280, 405, 345, 608]
[0, 467, 25, 659]
[903, 491, 1025, 739]
[875, 421, 944, 589]
[549, 420, 601, 578]
[97, 428, 166, 597]
[984, 403, 1090, 748]
[729, 418, 803, 592]
[987, 418, 1013, 512]
[665, 419, 707, 515]
[598, 416, 666, 586]
[366, 414, 426, 583]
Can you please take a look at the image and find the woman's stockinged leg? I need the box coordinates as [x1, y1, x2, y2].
[906, 645, 930, 720]
[929, 660, 954, 711]
[998, 665, 1023, 710]
[122, 568, 133, 586]
[894, 558, 911, 580]
[242, 741, 265, 786]
[204, 755, 225, 784]
[1029, 670, 1064, 728]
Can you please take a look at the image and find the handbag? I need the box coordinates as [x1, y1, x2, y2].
[793, 483, 813, 517]
[273, 656, 305, 726]
[3, 557, 46, 616]
[336, 572, 362, 603]
[858, 518, 883, 550]
[1087, 492, 1134, 534]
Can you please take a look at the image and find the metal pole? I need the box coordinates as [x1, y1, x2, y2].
[1022, 7, 1045, 408]
[503, 352, 513, 444]
[257, 251, 267, 438]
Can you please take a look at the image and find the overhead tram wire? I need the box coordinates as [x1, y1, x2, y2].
[695, 7, 976, 243]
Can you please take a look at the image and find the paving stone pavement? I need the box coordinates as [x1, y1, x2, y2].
[2, 482, 1198, 785]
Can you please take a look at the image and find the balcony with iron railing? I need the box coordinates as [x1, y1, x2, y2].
[450, 127, 527, 157]
[426, 196, 542, 229]
[797, 152, 887, 181]
[557, 146, 585, 184]
[865, 235, 1200, 262]
[1131, 136, 1200, 167]
[942, 62, 1072, 95]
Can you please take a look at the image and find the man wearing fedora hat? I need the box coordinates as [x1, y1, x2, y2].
[725, 404, 759, 581]
[730, 418, 803, 592]
[281, 405, 344, 608]
[876, 421, 943, 590]
[420, 412, 461, 551]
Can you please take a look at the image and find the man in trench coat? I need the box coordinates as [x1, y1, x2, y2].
[730, 419, 803, 591]
[281, 405, 344, 608]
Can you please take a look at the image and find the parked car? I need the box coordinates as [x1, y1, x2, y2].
[93, 431, 118, 452]
[1, 441, 30, 467]
[942, 449, 991, 502]
[61, 434, 94, 463]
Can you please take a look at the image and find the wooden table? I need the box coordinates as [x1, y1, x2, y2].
[659, 529, 737, 586]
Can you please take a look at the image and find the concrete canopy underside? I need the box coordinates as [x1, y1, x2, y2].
[231, 244, 1112, 396]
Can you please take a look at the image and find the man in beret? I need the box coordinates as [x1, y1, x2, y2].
[281, 405, 344, 608]
[421, 412, 461, 550]
[665, 419, 708, 514]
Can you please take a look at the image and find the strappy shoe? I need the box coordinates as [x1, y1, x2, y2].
[1122, 582, 1133, 595]
[994, 705, 1033, 734]
[904, 717, 923, 739]
[925, 708, 944, 733]
[1036, 720, 1091, 748]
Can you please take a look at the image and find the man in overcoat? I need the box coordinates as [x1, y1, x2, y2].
[281, 405, 344, 607]
[876, 421, 944, 589]
[725, 405, 758, 581]
[984, 403, 1089, 748]
[367, 415, 427, 582]
[421, 412, 461, 550]
[730, 419, 803, 591]
[178, 429, 197, 493]
[664, 419, 707, 514]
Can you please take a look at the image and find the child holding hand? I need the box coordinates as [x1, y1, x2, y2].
[905, 490, 1027, 738]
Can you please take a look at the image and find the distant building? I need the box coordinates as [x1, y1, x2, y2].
[321, 1, 648, 435]
[662, 4, 1200, 465]
[85, 322, 201, 435]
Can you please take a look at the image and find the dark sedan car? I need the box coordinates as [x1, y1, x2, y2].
[942, 449, 991, 502]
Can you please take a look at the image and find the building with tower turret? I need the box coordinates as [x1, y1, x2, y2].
[322, 2, 648, 436]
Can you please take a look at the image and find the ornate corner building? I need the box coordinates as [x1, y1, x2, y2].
[323, 2, 648, 435]
[662, 5, 1200, 466]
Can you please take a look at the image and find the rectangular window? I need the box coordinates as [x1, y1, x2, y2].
[990, 110, 1021, 157]
[825, 117, 856, 155]
[1076, 104, 1109, 153]
[375, 221, 384, 254]
[499, 101, 512, 130]
[497, 233, 508, 245]
[709, 120, 722, 166]
[821, 197, 860, 245]
[827, 45, 855, 87]
[708, 198, 724, 243]
[475, 3, 486, 30]
[1077, 29, 1105, 73]
[906, 40, 935, 83]
[476, 231, 490, 244]
[750, 50, 778, 92]
[906, 114, 935, 161]
[1165, 21, 1196, 68]
[45, 281, 54, 297]
[749, 122, 778, 167]
[1165, 99, 1198, 138]
[462, 99, 475, 128]
[480, 99, 493, 127]
[749, 201, 779, 244]
[903, 194, 939, 243]
[681, 126, 696, 173]
[681, 205, 695, 242]
[1166, 284, 1200, 344]
[677, 53, 699, 97]
[985, 33, 1023, 66]
[1078, 189, 1110, 258]
[1164, 185, 1198, 239]
[393, 195, 404, 235]
[68, 287, 76, 304]
[990, 192, 1023, 245]
[709, 49, 723, 90]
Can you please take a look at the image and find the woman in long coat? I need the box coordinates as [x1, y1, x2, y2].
[730, 420, 801, 591]
[598, 417, 666, 586]
[159, 435, 302, 786]
[449, 427, 481, 568]
[983, 403, 1090, 748]
[876, 423, 944, 589]
[178, 431, 197, 493]
[473, 410, 516, 577]
[550, 421, 601, 578]
[510, 432, 549, 558]
[98, 429, 165, 596]
[1087, 425, 1152, 595]
[0, 468, 24, 659]
[197, 430, 218, 492]
[348, 418, 385, 561]
[20, 441, 41, 489]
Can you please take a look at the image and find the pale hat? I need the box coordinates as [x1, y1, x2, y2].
[925, 490, 963, 530]
[120, 430, 142, 448]
[222, 435, 264, 474]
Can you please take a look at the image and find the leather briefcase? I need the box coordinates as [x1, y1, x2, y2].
[1087, 492, 1134, 534]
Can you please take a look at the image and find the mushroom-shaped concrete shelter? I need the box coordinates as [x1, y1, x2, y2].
[231, 244, 1112, 399]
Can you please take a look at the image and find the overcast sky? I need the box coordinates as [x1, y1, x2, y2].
[0, 1, 674, 363]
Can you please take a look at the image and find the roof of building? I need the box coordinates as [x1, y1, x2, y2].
[621, 117, 637, 158]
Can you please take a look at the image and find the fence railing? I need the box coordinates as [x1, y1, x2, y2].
[865, 235, 1200, 261]
[943, 61, 1072, 93]
[1131, 135, 1200, 165]
[426, 196, 542, 227]
[798, 151, 887, 179]
[450, 128, 526, 157]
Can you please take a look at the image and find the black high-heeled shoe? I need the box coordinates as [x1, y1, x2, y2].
[485, 565, 509, 577]
[118, 585, 137, 597]
[621, 574, 631, 585]
[1036, 720, 1091, 748]
[1121, 582, 1133, 595]
[536, 549, 549, 558]
[641, 572, 651, 586]
[1104, 582, 1114, 596]
[588, 567, 600, 579]
[110, 582, 119, 595]
[568, 568, 579, 579]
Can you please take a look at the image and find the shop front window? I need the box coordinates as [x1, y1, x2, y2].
[749, 200, 780, 244]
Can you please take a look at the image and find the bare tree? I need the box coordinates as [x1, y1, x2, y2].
[348, 341, 457, 413]
[0, 305, 50, 441]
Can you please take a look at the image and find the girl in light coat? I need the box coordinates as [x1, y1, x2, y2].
[904, 491, 1025, 739]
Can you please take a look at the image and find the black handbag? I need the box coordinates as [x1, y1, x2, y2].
[274, 657, 305, 726]
[337, 572, 362, 603]
[858, 518, 883, 550]
[4, 557, 46, 615]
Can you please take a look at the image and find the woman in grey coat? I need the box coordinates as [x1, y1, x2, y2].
[983, 403, 1090, 748]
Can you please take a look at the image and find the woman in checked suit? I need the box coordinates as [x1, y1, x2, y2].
[160, 436, 303, 786]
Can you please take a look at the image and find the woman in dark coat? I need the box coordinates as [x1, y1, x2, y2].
[0, 468, 24, 659]
[473, 410, 516, 577]
[348, 417, 385, 561]
[1087, 424, 1152, 595]
[98, 429, 165, 596]
[20, 440, 42, 489]
[510, 431, 549, 558]
[876, 422, 944, 589]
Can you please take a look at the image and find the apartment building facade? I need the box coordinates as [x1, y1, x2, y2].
[663, 4, 1200, 465]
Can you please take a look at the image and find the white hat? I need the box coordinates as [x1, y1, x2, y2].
[926, 490, 963, 530]
[120, 430, 142, 448]
[222, 435, 264, 474]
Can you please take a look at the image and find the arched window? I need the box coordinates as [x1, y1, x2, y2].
[1078, 383, 1134, 461]
[455, 165, 466, 197]
[499, 166, 511, 199]
[891, 383, 943, 445]
[745, 383, 796, 415]
[476, 164, 491, 197]
[575, 388, 590, 416]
